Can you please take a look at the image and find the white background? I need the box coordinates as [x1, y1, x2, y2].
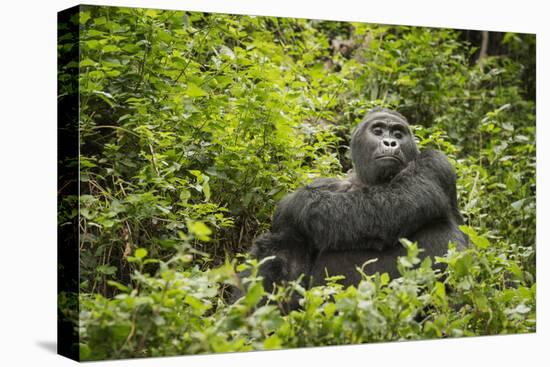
[0, 0, 547, 366]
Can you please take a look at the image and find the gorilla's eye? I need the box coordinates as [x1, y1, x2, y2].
[393, 131, 403, 139]
[372, 127, 383, 136]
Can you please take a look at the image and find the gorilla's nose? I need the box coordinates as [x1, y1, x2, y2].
[382, 138, 399, 148]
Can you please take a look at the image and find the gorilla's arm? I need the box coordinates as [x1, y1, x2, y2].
[303, 177, 358, 193]
[272, 149, 457, 252]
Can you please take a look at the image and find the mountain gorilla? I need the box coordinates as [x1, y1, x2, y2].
[248, 107, 468, 293]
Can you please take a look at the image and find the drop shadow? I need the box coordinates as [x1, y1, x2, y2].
[36, 340, 57, 354]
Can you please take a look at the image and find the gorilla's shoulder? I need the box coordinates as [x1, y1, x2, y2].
[418, 149, 453, 169]
[419, 148, 448, 160]
[416, 149, 456, 186]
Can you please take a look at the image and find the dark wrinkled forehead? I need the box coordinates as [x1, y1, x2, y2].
[363, 111, 409, 126]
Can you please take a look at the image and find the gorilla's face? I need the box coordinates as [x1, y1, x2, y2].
[351, 111, 418, 185]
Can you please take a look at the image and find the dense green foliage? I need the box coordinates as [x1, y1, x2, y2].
[57, 6, 535, 360]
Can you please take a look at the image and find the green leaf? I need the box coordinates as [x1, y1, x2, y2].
[185, 83, 208, 97]
[511, 199, 525, 210]
[380, 273, 390, 286]
[473, 291, 489, 312]
[135, 248, 148, 259]
[184, 295, 209, 315]
[219, 45, 235, 60]
[79, 343, 91, 360]
[324, 302, 336, 317]
[460, 226, 490, 249]
[92, 90, 116, 108]
[97, 265, 117, 275]
[454, 253, 474, 278]
[93, 16, 106, 25]
[513, 304, 531, 314]
[263, 335, 282, 349]
[187, 221, 212, 241]
[145, 9, 158, 17]
[79, 11, 91, 25]
[244, 282, 264, 307]
[434, 281, 446, 299]
[107, 280, 130, 292]
[103, 45, 120, 53]
[112, 324, 131, 341]
[79, 58, 96, 67]
[202, 181, 211, 201]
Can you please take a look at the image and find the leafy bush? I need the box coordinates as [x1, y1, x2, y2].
[79, 234, 535, 360]
[56, 5, 536, 360]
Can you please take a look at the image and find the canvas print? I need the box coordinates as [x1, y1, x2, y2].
[57, 4, 536, 361]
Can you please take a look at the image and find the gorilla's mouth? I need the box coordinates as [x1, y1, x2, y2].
[375, 155, 404, 164]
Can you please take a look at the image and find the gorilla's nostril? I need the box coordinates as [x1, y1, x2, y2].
[383, 139, 397, 148]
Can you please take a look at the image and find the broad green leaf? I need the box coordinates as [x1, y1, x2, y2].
[185, 83, 208, 97]
[96, 265, 117, 275]
[134, 248, 148, 259]
[79, 11, 91, 25]
[79, 58, 96, 67]
[244, 282, 264, 307]
[187, 221, 212, 241]
[263, 335, 282, 349]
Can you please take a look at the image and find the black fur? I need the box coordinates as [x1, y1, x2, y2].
[246, 108, 468, 293]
